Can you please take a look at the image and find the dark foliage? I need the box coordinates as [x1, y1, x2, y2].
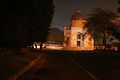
[86, 8, 119, 48]
[0, 0, 54, 48]
[111, 27, 120, 41]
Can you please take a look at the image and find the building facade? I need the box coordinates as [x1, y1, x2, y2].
[63, 11, 94, 50]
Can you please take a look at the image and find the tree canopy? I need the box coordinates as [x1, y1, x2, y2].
[0, 0, 54, 48]
[86, 8, 120, 48]
[86, 8, 118, 33]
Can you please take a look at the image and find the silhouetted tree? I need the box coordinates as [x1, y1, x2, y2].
[47, 27, 64, 44]
[0, 0, 54, 48]
[86, 8, 119, 49]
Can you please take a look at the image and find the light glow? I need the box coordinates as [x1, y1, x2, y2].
[46, 44, 63, 50]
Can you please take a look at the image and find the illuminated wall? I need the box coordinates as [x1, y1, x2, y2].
[71, 27, 83, 47]
[84, 34, 94, 50]
[63, 27, 71, 47]
[63, 11, 94, 50]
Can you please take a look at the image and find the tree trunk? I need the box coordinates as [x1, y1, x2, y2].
[102, 31, 107, 50]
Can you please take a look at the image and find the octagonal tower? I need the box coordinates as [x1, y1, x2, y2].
[64, 11, 94, 50]
[70, 11, 87, 28]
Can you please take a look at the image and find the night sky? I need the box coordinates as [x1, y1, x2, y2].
[52, 0, 119, 30]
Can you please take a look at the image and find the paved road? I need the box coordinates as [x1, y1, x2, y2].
[18, 51, 120, 80]
[69, 51, 120, 80]
[18, 51, 96, 80]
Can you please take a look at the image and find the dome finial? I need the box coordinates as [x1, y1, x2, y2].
[76, 11, 81, 12]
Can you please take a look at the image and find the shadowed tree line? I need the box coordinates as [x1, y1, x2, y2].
[0, 0, 54, 48]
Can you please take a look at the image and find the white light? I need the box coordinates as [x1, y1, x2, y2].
[37, 46, 40, 48]
[33, 46, 36, 48]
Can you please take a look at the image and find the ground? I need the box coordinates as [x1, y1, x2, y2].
[0, 49, 120, 80]
[0, 48, 41, 80]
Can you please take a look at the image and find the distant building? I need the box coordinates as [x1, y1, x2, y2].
[63, 11, 94, 50]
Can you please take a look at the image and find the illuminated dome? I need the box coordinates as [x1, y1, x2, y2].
[71, 11, 87, 20]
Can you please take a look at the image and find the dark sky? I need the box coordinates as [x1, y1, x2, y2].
[52, 0, 119, 30]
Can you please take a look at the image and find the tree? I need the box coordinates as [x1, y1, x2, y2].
[86, 8, 119, 49]
[47, 27, 64, 44]
[110, 14, 120, 41]
[0, 0, 54, 48]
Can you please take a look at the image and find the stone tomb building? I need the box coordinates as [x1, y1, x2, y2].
[63, 11, 94, 50]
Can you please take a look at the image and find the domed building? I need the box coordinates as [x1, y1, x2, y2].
[63, 11, 94, 50]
